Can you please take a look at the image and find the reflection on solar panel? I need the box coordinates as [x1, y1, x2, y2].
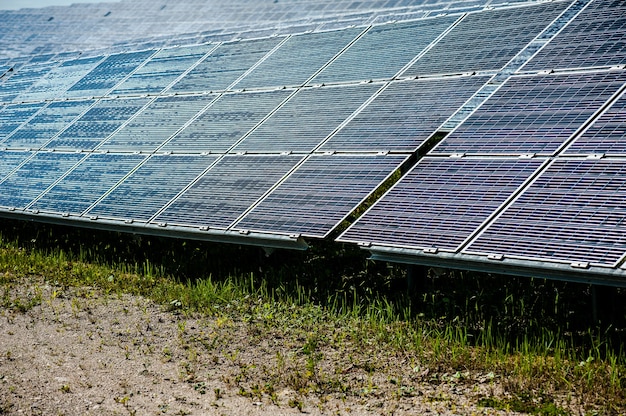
[321, 75, 490, 153]
[111, 44, 215, 96]
[310, 16, 458, 84]
[466, 159, 626, 267]
[2, 100, 95, 150]
[15, 56, 103, 102]
[0, 152, 85, 209]
[167, 38, 281, 93]
[64, 50, 156, 98]
[31, 153, 146, 214]
[100, 95, 215, 152]
[154, 154, 303, 229]
[523, 0, 626, 71]
[162, 89, 291, 154]
[0, 61, 57, 103]
[338, 157, 546, 251]
[87, 154, 218, 221]
[402, 1, 569, 76]
[433, 71, 626, 155]
[233, 83, 381, 153]
[0, 102, 47, 142]
[45, 97, 151, 151]
[234, 154, 408, 238]
[0, 151, 32, 181]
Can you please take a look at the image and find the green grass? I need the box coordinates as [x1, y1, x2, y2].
[0, 221, 625, 413]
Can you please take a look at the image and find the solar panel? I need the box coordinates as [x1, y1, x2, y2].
[0, 150, 32, 181]
[110, 44, 215, 96]
[310, 16, 459, 84]
[234, 28, 362, 89]
[44, 97, 151, 151]
[337, 157, 546, 251]
[64, 50, 156, 98]
[31, 153, 146, 215]
[162, 89, 291, 154]
[0, 102, 47, 142]
[0, 152, 85, 209]
[0, 61, 58, 103]
[320, 75, 490, 153]
[432, 71, 626, 155]
[401, 1, 569, 76]
[233, 154, 408, 238]
[167, 37, 282, 94]
[2, 100, 95, 150]
[522, 0, 626, 71]
[233, 83, 381, 153]
[87, 154, 218, 222]
[465, 159, 626, 267]
[99, 95, 216, 153]
[154, 154, 303, 229]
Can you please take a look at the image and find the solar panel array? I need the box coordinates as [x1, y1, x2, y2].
[4, 0, 626, 284]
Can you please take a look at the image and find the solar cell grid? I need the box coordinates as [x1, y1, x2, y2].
[162, 89, 291, 154]
[522, 0, 626, 71]
[465, 159, 626, 267]
[233, 83, 381, 153]
[0, 102, 47, 143]
[320, 75, 490, 153]
[0, 151, 32, 181]
[32, 153, 146, 215]
[154, 154, 303, 229]
[402, 1, 569, 76]
[338, 157, 546, 251]
[234, 154, 408, 238]
[0, 61, 58, 103]
[433, 71, 626, 155]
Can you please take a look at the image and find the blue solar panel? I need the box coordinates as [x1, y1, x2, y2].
[310, 16, 459, 84]
[167, 37, 282, 94]
[522, 0, 626, 71]
[234, 28, 362, 89]
[338, 157, 546, 251]
[0, 102, 47, 143]
[320, 75, 490, 153]
[466, 159, 626, 267]
[0, 61, 58, 103]
[32, 153, 146, 215]
[402, 1, 569, 76]
[87, 154, 218, 222]
[154, 154, 303, 229]
[99, 95, 215, 153]
[0, 150, 32, 181]
[111, 44, 214, 96]
[433, 71, 626, 155]
[234, 154, 408, 238]
[64, 50, 156, 98]
[0, 152, 85, 209]
[162, 89, 291, 154]
[233, 83, 381, 153]
[44, 97, 151, 151]
[2, 100, 95, 150]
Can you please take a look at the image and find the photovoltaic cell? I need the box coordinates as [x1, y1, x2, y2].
[320, 75, 490, 153]
[234, 28, 362, 89]
[402, 1, 569, 76]
[433, 71, 626, 155]
[87, 154, 218, 221]
[0, 61, 58, 103]
[32, 154, 146, 215]
[310, 16, 458, 84]
[338, 157, 545, 251]
[0, 102, 47, 142]
[111, 44, 214, 96]
[233, 83, 380, 153]
[0, 152, 85, 209]
[523, 0, 626, 71]
[3, 100, 95, 149]
[154, 155, 303, 229]
[0, 151, 32, 181]
[100, 95, 215, 153]
[45, 97, 151, 151]
[234, 154, 408, 238]
[64, 50, 156, 98]
[466, 159, 626, 267]
[167, 37, 282, 94]
[162, 89, 291, 154]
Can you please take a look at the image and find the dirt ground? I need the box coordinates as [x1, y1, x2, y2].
[0, 276, 531, 415]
